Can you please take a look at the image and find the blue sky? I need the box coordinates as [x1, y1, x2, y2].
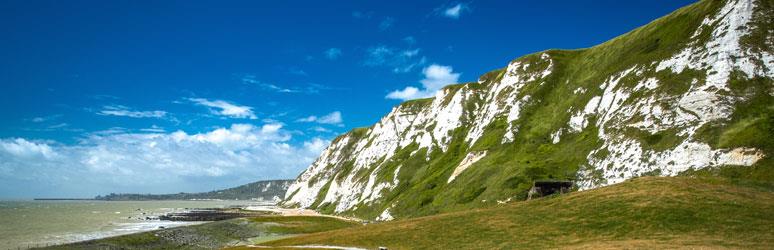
[0, 0, 696, 198]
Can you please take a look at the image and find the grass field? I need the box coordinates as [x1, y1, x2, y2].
[239, 177, 773, 249]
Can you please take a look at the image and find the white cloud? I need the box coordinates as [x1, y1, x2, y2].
[402, 49, 420, 57]
[420, 64, 461, 90]
[442, 3, 469, 19]
[260, 123, 283, 134]
[189, 98, 257, 119]
[140, 125, 165, 133]
[297, 111, 343, 125]
[318, 111, 343, 124]
[303, 137, 328, 152]
[297, 116, 318, 122]
[98, 105, 167, 118]
[386, 64, 461, 101]
[310, 126, 331, 133]
[0, 138, 57, 159]
[324, 48, 342, 60]
[386, 86, 422, 100]
[0, 124, 329, 198]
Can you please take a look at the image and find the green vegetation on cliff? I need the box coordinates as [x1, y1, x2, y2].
[283, 0, 773, 222]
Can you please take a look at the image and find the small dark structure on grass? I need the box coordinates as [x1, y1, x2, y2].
[527, 180, 574, 200]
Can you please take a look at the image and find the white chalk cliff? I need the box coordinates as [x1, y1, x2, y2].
[283, 0, 773, 220]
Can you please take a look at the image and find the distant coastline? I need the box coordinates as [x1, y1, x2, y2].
[94, 179, 292, 201]
[33, 198, 96, 200]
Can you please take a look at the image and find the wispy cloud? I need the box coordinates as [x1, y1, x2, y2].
[363, 46, 392, 66]
[21, 116, 84, 132]
[242, 75, 330, 94]
[403, 36, 416, 45]
[310, 126, 332, 133]
[379, 17, 395, 30]
[297, 111, 343, 125]
[288, 67, 307, 76]
[318, 112, 343, 124]
[266, 84, 299, 93]
[91, 94, 121, 100]
[304, 83, 332, 94]
[47, 123, 69, 129]
[402, 49, 420, 58]
[139, 125, 165, 133]
[98, 105, 167, 118]
[29, 114, 63, 123]
[363, 45, 427, 73]
[436, 3, 470, 19]
[324, 48, 342, 60]
[386, 64, 461, 100]
[188, 98, 257, 119]
[351, 11, 373, 19]
[241, 75, 298, 93]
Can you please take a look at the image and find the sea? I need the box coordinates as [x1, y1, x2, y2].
[0, 199, 269, 250]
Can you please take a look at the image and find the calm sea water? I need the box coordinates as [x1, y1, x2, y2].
[0, 200, 265, 249]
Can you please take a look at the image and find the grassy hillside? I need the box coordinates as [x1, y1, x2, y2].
[285, 0, 773, 221]
[260, 177, 774, 249]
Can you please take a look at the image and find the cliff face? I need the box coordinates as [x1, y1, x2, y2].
[284, 0, 774, 220]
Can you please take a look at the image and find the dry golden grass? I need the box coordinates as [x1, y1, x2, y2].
[230, 177, 773, 250]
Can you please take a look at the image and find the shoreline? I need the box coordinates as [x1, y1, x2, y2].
[37, 208, 364, 249]
[36, 204, 362, 249]
[1, 200, 267, 250]
[48, 204, 273, 246]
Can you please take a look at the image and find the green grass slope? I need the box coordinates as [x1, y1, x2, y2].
[266, 177, 774, 249]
